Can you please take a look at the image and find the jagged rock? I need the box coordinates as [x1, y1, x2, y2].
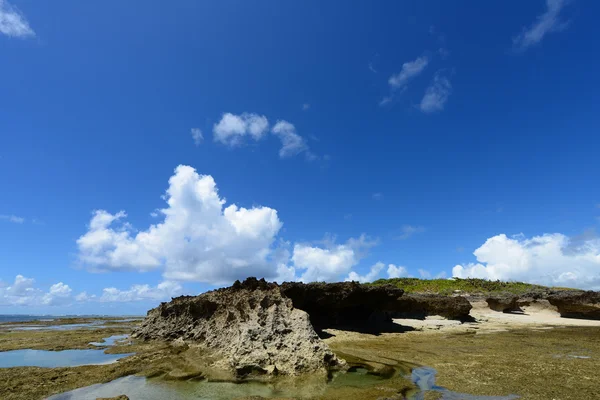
[96, 396, 129, 400]
[547, 290, 600, 319]
[486, 295, 520, 313]
[392, 294, 472, 320]
[280, 281, 404, 329]
[132, 278, 345, 377]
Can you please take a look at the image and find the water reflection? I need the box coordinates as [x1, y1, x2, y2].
[89, 334, 129, 347]
[409, 367, 520, 400]
[0, 349, 133, 368]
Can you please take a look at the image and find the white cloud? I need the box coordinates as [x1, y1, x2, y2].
[388, 56, 429, 90]
[213, 113, 269, 147]
[302, 103, 310, 111]
[291, 235, 375, 282]
[99, 281, 183, 302]
[0, 275, 184, 306]
[0, 214, 25, 223]
[418, 269, 432, 279]
[513, 0, 570, 50]
[75, 292, 93, 302]
[77, 210, 161, 271]
[0, 0, 35, 38]
[271, 120, 309, 158]
[453, 232, 600, 290]
[191, 128, 204, 146]
[213, 113, 316, 160]
[345, 261, 385, 283]
[396, 225, 425, 240]
[372, 192, 383, 201]
[419, 72, 452, 113]
[0, 276, 75, 307]
[387, 264, 408, 278]
[42, 282, 72, 306]
[77, 165, 285, 284]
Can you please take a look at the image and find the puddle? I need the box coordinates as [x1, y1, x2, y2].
[0, 349, 133, 368]
[1, 321, 106, 331]
[45, 366, 397, 400]
[0, 334, 133, 368]
[89, 334, 129, 347]
[408, 367, 519, 400]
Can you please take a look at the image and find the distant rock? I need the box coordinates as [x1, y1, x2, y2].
[547, 290, 600, 320]
[393, 294, 472, 320]
[486, 295, 521, 313]
[280, 281, 404, 329]
[132, 278, 345, 378]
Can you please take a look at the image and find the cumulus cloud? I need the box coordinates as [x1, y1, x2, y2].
[99, 281, 183, 302]
[346, 262, 385, 283]
[191, 128, 204, 146]
[77, 165, 287, 284]
[42, 282, 73, 306]
[420, 72, 452, 113]
[0, 214, 25, 223]
[0, 275, 75, 307]
[271, 120, 309, 158]
[388, 56, 429, 90]
[453, 232, 600, 290]
[513, 0, 570, 50]
[395, 225, 425, 240]
[387, 264, 408, 278]
[213, 113, 269, 147]
[291, 235, 376, 283]
[0, 0, 35, 38]
[213, 112, 316, 160]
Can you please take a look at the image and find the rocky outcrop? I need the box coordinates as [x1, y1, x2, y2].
[280, 281, 404, 329]
[486, 295, 521, 312]
[132, 278, 345, 377]
[547, 290, 600, 319]
[96, 396, 129, 400]
[392, 294, 472, 320]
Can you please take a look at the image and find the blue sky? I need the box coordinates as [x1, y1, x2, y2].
[1, 0, 599, 315]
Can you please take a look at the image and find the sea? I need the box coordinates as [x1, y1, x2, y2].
[0, 315, 122, 323]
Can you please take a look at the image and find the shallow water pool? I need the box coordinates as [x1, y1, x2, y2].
[0, 349, 133, 368]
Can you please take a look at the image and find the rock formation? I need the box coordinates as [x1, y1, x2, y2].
[547, 290, 600, 319]
[132, 278, 345, 377]
[280, 281, 404, 330]
[393, 294, 473, 320]
[486, 295, 521, 313]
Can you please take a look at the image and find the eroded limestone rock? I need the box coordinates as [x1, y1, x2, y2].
[280, 281, 404, 329]
[547, 290, 600, 319]
[393, 294, 473, 320]
[132, 278, 345, 377]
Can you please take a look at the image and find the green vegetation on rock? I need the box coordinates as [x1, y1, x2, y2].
[369, 277, 575, 295]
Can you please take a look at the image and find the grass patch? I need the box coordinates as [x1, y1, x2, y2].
[369, 277, 576, 295]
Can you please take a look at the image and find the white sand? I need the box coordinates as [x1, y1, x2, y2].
[393, 299, 600, 334]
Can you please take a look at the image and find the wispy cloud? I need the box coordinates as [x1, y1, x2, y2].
[388, 56, 429, 90]
[395, 225, 425, 240]
[513, 0, 571, 50]
[419, 72, 452, 113]
[0, 214, 24, 224]
[190, 128, 204, 146]
[372, 192, 384, 201]
[0, 0, 35, 38]
[272, 120, 310, 159]
[368, 62, 378, 74]
[302, 103, 310, 111]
